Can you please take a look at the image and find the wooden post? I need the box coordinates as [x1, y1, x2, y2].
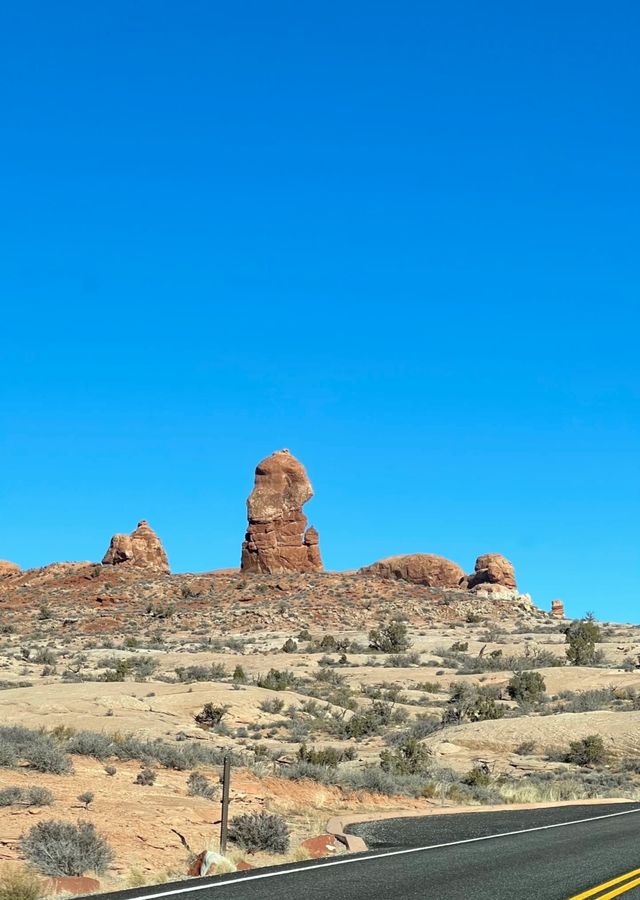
[219, 756, 231, 854]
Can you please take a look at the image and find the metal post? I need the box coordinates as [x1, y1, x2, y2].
[219, 756, 231, 854]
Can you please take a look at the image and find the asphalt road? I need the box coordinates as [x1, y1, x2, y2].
[93, 803, 640, 900]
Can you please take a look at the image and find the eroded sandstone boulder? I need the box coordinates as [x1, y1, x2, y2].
[466, 553, 517, 591]
[102, 520, 169, 573]
[0, 560, 20, 577]
[241, 449, 323, 573]
[359, 553, 465, 588]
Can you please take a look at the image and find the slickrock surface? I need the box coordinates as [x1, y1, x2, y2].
[241, 449, 322, 574]
[359, 553, 465, 588]
[102, 520, 170, 574]
[0, 560, 20, 577]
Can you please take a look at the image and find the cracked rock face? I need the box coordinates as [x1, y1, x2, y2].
[359, 553, 465, 588]
[241, 449, 323, 574]
[102, 520, 170, 574]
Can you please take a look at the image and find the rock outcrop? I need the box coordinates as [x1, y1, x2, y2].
[102, 520, 170, 574]
[551, 599, 565, 618]
[0, 560, 20, 577]
[359, 553, 465, 588]
[466, 553, 517, 591]
[241, 449, 323, 574]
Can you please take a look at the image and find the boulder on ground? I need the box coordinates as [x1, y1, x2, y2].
[241, 449, 323, 574]
[359, 553, 465, 588]
[102, 520, 169, 574]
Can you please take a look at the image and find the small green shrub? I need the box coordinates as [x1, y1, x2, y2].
[507, 671, 546, 704]
[369, 622, 411, 653]
[186, 772, 216, 800]
[565, 734, 608, 766]
[135, 767, 157, 786]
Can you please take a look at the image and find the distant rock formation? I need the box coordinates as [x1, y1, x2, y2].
[466, 553, 517, 591]
[241, 449, 323, 574]
[102, 520, 170, 574]
[551, 599, 565, 618]
[359, 553, 465, 588]
[0, 560, 20, 577]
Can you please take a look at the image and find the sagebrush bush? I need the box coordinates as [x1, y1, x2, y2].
[20, 820, 114, 876]
[186, 772, 216, 800]
[255, 669, 298, 691]
[228, 811, 290, 854]
[175, 664, 228, 683]
[0, 742, 17, 769]
[135, 767, 157, 786]
[24, 741, 72, 775]
[194, 703, 229, 728]
[369, 622, 411, 653]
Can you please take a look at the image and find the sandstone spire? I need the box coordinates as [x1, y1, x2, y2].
[241, 449, 323, 573]
[102, 520, 170, 574]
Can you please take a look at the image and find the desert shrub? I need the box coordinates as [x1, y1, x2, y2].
[369, 622, 411, 653]
[228, 811, 290, 854]
[175, 664, 228, 683]
[0, 866, 42, 900]
[515, 740, 536, 755]
[415, 682, 441, 693]
[297, 745, 354, 768]
[78, 792, 94, 809]
[135, 767, 157, 785]
[281, 639, 298, 654]
[186, 772, 216, 800]
[344, 701, 397, 739]
[232, 665, 248, 684]
[194, 703, 229, 728]
[466, 613, 483, 624]
[24, 741, 72, 775]
[255, 669, 298, 691]
[0, 742, 17, 768]
[462, 766, 491, 787]
[259, 698, 285, 714]
[387, 714, 440, 746]
[20, 820, 113, 876]
[104, 765, 116, 776]
[450, 641, 468, 653]
[34, 648, 57, 666]
[560, 688, 618, 713]
[507, 671, 546, 704]
[384, 652, 421, 667]
[565, 734, 608, 766]
[67, 731, 115, 760]
[442, 683, 505, 725]
[379, 738, 431, 775]
[565, 616, 603, 666]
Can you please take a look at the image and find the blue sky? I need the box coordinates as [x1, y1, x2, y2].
[1, 2, 638, 621]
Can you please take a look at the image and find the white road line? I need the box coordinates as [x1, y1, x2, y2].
[124, 805, 640, 899]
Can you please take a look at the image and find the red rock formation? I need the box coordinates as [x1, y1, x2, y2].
[0, 560, 20, 577]
[551, 599, 565, 618]
[359, 553, 465, 588]
[467, 553, 517, 591]
[102, 520, 169, 574]
[241, 449, 323, 574]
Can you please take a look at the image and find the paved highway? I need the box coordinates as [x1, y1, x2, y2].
[94, 803, 640, 900]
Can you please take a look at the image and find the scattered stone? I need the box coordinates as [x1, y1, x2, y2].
[102, 520, 169, 574]
[359, 553, 465, 588]
[467, 553, 517, 591]
[551, 599, 565, 618]
[301, 833, 339, 858]
[241, 449, 323, 574]
[0, 560, 20, 577]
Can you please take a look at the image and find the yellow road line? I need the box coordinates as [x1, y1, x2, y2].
[569, 868, 640, 900]
[598, 875, 640, 899]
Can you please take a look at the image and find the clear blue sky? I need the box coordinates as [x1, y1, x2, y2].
[1, 2, 638, 621]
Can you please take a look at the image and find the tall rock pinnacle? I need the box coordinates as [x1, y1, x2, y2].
[240, 449, 323, 574]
